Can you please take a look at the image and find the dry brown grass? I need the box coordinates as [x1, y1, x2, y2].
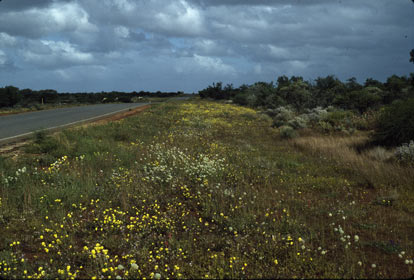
[290, 132, 414, 189]
[79, 104, 151, 127]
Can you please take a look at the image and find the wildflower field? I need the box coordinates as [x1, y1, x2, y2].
[0, 99, 413, 279]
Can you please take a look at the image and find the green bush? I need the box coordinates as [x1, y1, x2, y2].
[232, 92, 256, 106]
[372, 98, 414, 146]
[272, 106, 295, 127]
[279, 125, 297, 139]
[324, 110, 354, 127]
[287, 116, 308, 129]
[24, 130, 60, 155]
[317, 120, 333, 133]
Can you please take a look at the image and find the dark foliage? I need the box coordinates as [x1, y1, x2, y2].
[0, 87, 183, 108]
[198, 74, 414, 114]
[199, 73, 414, 147]
[198, 82, 238, 100]
[371, 98, 414, 147]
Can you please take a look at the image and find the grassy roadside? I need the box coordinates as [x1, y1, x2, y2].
[0, 99, 413, 278]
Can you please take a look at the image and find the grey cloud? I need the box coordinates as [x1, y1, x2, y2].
[0, 1, 97, 39]
[0, 32, 17, 47]
[19, 39, 95, 70]
[191, 0, 334, 7]
[0, 50, 17, 72]
[80, 0, 206, 38]
[0, 0, 412, 92]
[0, 0, 54, 11]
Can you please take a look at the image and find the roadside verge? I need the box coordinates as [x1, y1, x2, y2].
[0, 104, 151, 148]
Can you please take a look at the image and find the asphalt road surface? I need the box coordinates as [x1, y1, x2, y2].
[0, 103, 148, 144]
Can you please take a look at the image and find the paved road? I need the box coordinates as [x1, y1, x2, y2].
[0, 103, 148, 144]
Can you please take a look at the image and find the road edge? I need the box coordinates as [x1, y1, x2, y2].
[0, 103, 150, 147]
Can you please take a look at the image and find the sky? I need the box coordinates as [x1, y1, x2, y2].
[0, 0, 413, 93]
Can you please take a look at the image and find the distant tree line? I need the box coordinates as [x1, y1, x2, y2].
[0, 87, 183, 108]
[199, 74, 414, 113]
[199, 74, 414, 147]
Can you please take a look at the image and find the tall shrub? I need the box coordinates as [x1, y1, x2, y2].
[372, 98, 414, 146]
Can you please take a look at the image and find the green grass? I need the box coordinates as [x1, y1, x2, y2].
[0, 100, 412, 279]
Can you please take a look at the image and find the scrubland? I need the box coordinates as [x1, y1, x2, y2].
[0, 100, 413, 279]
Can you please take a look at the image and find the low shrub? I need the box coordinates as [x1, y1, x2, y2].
[310, 109, 357, 134]
[394, 140, 414, 165]
[305, 107, 328, 122]
[279, 125, 297, 139]
[272, 106, 295, 127]
[351, 110, 378, 130]
[287, 116, 308, 129]
[317, 120, 333, 133]
[324, 111, 354, 128]
[232, 92, 257, 107]
[24, 130, 59, 155]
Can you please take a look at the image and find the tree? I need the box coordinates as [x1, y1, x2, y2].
[364, 78, 384, 89]
[246, 82, 276, 108]
[278, 78, 311, 111]
[334, 87, 382, 113]
[346, 77, 362, 91]
[0, 86, 20, 107]
[313, 75, 346, 107]
[199, 82, 237, 100]
[372, 98, 414, 147]
[383, 75, 410, 103]
[276, 75, 290, 90]
[0, 87, 8, 107]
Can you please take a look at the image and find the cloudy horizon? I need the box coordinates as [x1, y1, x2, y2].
[0, 0, 413, 93]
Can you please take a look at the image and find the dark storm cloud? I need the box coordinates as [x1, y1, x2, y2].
[0, 0, 54, 11]
[192, 0, 333, 7]
[0, 51, 17, 72]
[0, 0, 412, 92]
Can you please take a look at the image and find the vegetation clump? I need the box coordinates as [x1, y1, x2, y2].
[200, 74, 414, 148]
[394, 140, 414, 166]
[271, 106, 295, 128]
[372, 98, 414, 147]
[279, 125, 298, 139]
[0, 86, 183, 110]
